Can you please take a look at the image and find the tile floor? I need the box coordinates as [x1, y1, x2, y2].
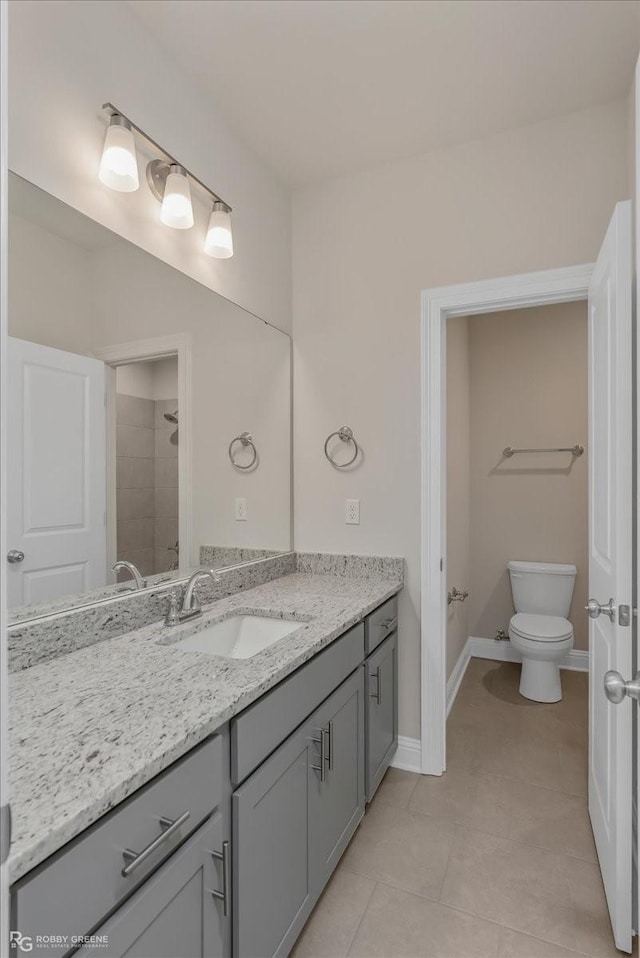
[292, 658, 621, 958]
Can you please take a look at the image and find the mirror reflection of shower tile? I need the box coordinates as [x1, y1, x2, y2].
[117, 518, 154, 551]
[117, 488, 154, 520]
[154, 518, 178, 550]
[154, 458, 178, 488]
[118, 457, 154, 490]
[154, 487, 178, 518]
[117, 424, 154, 459]
[154, 426, 178, 459]
[116, 394, 154, 429]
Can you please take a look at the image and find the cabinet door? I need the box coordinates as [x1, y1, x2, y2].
[232, 726, 313, 958]
[75, 816, 228, 958]
[309, 668, 365, 892]
[365, 631, 398, 801]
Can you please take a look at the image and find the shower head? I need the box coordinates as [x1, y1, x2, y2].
[164, 410, 178, 424]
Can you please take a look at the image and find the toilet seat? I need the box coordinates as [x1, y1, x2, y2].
[509, 612, 573, 643]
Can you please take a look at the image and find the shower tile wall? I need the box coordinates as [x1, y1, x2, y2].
[115, 394, 178, 577]
[154, 399, 179, 573]
[116, 394, 155, 578]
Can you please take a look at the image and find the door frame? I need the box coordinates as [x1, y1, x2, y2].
[420, 263, 593, 775]
[93, 333, 193, 573]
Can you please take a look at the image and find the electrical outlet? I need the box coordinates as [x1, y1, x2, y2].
[345, 499, 360, 524]
[235, 497, 248, 521]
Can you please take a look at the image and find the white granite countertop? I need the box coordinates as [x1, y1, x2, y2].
[8, 571, 402, 883]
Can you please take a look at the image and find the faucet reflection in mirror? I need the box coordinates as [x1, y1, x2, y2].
[98, 103, 233, 257]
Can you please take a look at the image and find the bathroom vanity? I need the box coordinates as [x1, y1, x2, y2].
[4, 121, 402, 958]
[8, 572, 400, 958]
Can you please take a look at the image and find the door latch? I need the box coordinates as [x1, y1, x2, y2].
[619, 604, 631, 627]
[585, 597, 616, 621]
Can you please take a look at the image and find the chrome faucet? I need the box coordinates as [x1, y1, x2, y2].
[112, 560, 146, 590]
[167, 569, 220, 625]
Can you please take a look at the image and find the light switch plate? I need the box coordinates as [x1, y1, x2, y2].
[345, 499, 360, 524]
[235, 497, 248, 521]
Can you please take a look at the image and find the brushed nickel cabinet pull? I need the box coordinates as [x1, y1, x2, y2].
[325, 722, 334, 771]
[370, 666, 382, 704]
[311, 729, 327, 782]
[209, 840, 231, 917]
[121, 810, 190, 876]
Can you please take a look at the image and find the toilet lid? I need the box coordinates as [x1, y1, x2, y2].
[510, 613, 573, 642]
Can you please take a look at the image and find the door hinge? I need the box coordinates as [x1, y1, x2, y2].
[440, 558, 443, 572]
[619, 604, 631, 627]
[0, 802, 11, 864]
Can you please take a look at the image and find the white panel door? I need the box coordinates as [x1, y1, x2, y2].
[588, 201, 633, 953]
[7, 337, 106, 608]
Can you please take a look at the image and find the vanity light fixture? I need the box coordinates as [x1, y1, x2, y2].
[158, 164, 194, 230]
[99, 103, 233, 254]
[204, 201, 234, 259]
[98, 114, 139, 193]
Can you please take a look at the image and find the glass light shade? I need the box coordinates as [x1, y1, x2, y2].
[160, 165, 194, 229]
[98, 117, 139, 192]
[204, 202, 233, 258]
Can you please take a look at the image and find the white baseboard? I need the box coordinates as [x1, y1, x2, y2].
[391, 735, 422, 773]
[444, 635, 589, 716]
[446, 644, 471, 716]
[391, 637, 589, 776]
[467, 636, 589, 672]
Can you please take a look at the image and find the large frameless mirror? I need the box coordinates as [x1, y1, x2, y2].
[7, 172, 292, 622]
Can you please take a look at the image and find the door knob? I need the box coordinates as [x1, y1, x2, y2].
[604, 670, 640, 704]
[7, 550, 25, 564]
[585, 597, 616, 621]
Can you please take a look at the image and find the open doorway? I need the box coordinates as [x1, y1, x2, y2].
[112, 356, 179, 582]
[421, 204, 633, 951]
[445, 301, 588, 684]
[94, 332, 192, 585]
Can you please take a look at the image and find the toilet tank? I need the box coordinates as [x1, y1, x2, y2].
[507, 560, 577, 617]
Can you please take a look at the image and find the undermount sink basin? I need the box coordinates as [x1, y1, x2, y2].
[177, 614, 303, 659]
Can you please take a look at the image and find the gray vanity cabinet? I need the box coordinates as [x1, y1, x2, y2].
[232, 720, 314, 958]
[309, 668, 365, 892]
[232, 668, 365, 958]
[365, 630, 398, 802]
[74, 815, 227, 958]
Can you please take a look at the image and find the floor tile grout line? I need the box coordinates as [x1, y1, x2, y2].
[402, 800, 598, 866]
[344, 868, 600, 958]
[342, 875, 379, 958]
[444, 756, 588, 800]
[338, 865, 444, 908]
[369, 791, 598, 868]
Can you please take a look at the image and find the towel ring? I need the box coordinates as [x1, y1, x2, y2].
[324, 426, 359, 467]
[229, 432, 257, 470]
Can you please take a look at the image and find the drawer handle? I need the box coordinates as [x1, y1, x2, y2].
[311, 728, 327, 782]
[370, 666, 382, 704]
[380, 617, 398, 634]
[121, 810, 191, 877]
[325, 721, 334, 771]
[209, 840, 231, 917]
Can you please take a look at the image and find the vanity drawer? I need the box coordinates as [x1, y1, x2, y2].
[365, 596, 398, 654]
[13, 734, 224, 957]
[231, 622, 365, 785]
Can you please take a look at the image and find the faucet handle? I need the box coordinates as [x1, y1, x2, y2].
[165, 592, 180, 626]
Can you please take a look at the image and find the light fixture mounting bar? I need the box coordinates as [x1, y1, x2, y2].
[102, 102, 232, 212]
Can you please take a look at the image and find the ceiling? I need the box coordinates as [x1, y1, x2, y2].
[127, 0, 640, 187]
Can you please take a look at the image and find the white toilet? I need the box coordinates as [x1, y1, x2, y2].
[507, 560, 577, 703]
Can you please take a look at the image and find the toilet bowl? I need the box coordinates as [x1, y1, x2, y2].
[507, 560, 577, 703]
